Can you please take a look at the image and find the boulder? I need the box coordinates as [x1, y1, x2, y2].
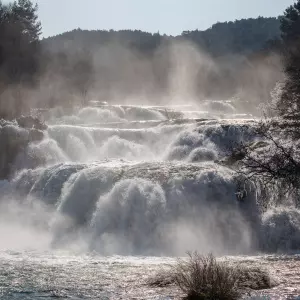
[17, 115, 47, 131]
[0, 117, 47, 180]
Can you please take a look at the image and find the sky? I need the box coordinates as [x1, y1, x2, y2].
[5, 0, 295, 37]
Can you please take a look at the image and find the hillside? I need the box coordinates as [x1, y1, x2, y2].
[181, 17, 280, 56]
[42, 17, 281, 57]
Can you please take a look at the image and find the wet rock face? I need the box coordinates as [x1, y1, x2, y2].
[29, 129, 44, 142]
[0, 117, 46, 180]
[16, 115, 48, 131]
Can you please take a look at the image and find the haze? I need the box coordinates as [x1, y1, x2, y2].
[5, 0, 293, 37]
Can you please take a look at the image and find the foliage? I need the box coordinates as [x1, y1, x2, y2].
[40, 17, 282, 110]
[233, 2, 300, 209]
[174, 252, 241, 300]
[0, 0, 41, 82]
[182, 17, 280, 57]
[276, 0, 300, 116]
[0, 3, 286, 117]
[0, 0, 41, 118]
[43, 18, 281, 58]
[234, 119, 300, 209]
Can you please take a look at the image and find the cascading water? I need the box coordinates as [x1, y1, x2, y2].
[1, 103, 300, 299]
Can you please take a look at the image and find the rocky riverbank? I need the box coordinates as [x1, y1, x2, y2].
[0, 116, 47, 180]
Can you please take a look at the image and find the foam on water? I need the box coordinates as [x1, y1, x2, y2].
[91, 178, 167, 255]
[0, 159, 259, 256]
[0, 103, 298, 258]
[201, 100, 236, 113]
[2, 103, 300, 299]
[77, 106, 126, 123]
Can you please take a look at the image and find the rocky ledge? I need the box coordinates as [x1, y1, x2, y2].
[0, 116, 47, 180]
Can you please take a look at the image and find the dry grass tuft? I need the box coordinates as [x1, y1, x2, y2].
[147, 253, 276, 300]
[174, 252, 241, 300]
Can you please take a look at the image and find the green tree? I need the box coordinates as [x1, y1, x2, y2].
[0, 0, 41, 118]
[280, 1, 300, 43]
[234, 1, 300, 206]
[277, 0, 300, 116]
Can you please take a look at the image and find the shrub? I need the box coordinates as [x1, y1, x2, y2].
[172, 252, 276, 300]
[147, 252, 276, 299]
[174, 252, 241, 300]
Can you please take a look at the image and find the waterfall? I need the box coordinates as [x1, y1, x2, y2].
[0, 103, 299, 255]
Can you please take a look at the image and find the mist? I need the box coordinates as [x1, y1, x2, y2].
[3, 1, 300, 299]
[5, 34, 282, 118]
[0, 3, 292, 258]
[0, 197, 52, 251]
[0, 32, 286, 256]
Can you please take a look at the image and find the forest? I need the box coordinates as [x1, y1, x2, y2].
[43, 17, 281, 56]
[0, 0, 298, 119]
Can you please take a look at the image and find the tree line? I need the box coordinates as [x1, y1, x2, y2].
[0, 0, 41, 118]
[41, 18, 282, 110]
[0, 0, 298, 119]
[231, 1, 300, 209]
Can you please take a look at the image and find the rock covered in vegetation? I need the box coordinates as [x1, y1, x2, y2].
[0, 117, 46, 180]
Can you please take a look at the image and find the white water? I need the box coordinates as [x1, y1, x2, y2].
[1, 103, 300, 299]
